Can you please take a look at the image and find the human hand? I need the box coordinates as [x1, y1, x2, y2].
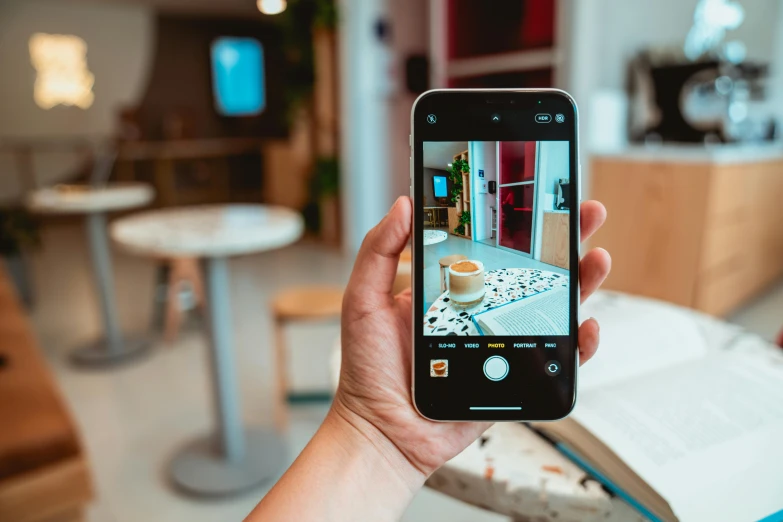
[331, 197, 610, 485]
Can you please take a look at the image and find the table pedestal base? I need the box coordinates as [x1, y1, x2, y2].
[70, 336, 150, 367]
[169, 428, 287, 497]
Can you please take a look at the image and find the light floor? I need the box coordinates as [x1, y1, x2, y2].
[26, 223, 506, 522]
[23, 223, 783, 522]
[423, 226, 567, 307]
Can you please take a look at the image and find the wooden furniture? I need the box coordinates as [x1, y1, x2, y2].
[540, 211, 569, 270]
[271, 286, 344, 430]
[0, 268, 93, 522]
[449, 150, 472, 239]
[393, 248, 413, 295]
[438, 254, 468, 293]
[590, 151, 783, 317]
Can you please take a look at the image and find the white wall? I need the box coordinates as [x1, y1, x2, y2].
[596, 0, 778, 90]
[468, 141, 497, 242]
[0, 0, 155, 200]
[533, 141, 569, 259]
[560, 0, 782, 199]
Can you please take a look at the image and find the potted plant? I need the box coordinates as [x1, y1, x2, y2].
[448, 158, 469, 212]
[0, 206, 40, 308]
[303, 156, 340, 243]
[454, 209, 471, 237]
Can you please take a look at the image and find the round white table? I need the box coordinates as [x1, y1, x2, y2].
[424, 267, 568, 335]
[423, 229, 448, 246]
[111, 204, 304, 497]
[28, 183, 155, 366]
[332, 291, 779, 520]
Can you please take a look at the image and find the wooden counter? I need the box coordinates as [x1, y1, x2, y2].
[590, 151, 783, 316]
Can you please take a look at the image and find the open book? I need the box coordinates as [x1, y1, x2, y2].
[472, 287, 568, 336]
[533, 293, 783, 522]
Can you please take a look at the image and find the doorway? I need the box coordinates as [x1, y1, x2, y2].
[497, 141, 537, 256]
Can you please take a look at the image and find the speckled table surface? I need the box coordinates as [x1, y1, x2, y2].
[333, 290, 780, 521]
[423, 268, 568, 336]
[28, 182, 154, 214]
[423, 229, 448, 246]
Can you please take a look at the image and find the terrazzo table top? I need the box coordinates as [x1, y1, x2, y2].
[28, 182, 154, 214]
[423, 229, 448, 246]
[331, 291, 782, 520]
[424, 268, 568, 336]
[110, 204, 303, 258]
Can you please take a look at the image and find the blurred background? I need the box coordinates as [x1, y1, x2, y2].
[1, 0, 782, 521]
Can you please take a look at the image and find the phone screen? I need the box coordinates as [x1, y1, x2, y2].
[412, 90, 579, 421]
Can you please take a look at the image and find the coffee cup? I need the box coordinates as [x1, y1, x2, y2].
[448, 260, 485, 307]
[432, 361, 447, 376]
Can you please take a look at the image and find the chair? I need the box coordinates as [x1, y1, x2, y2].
[270, 285, 344, 430]
[438, 254, 468, 293]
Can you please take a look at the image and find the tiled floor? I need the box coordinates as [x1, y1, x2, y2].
[423, 227, 566, 306]
[22, 222, 783, 522]
[26, 222, 506, 522]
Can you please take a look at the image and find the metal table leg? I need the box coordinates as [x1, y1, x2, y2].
[169, 256, 286, 496]
[70, 212, 149, 366]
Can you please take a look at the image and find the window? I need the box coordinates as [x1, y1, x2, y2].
[210, 37, 265, 116]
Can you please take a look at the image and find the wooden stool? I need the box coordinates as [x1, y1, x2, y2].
[394, 248, 412, 294]
[438, 254, 467, 292]
[271, 285, 343, 431]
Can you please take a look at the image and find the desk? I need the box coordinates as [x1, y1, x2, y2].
[111, 204, 303, 496]
[423, 206, 449, 227]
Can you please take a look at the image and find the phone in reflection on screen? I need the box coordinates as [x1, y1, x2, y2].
[410, 89, 580, 422]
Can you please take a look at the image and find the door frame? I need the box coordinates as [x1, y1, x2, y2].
[495, 141, 539, 258]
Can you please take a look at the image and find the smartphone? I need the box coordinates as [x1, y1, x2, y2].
[410, 89, 580, 422]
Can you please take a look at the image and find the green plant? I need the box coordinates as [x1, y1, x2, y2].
[453, 209, 471, 235]
[0, 207, 39, 257]
[276, 0, 338, 121]
[303, 156, 340, 232]
[448, 158, 470, 204]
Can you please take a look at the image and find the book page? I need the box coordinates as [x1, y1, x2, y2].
[577, 292, 713, 391]
[573, 349, 783, 522]
[474, 287, 568, 336]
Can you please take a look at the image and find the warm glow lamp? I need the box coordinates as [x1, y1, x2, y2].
[257, 0, 287, 15]
[29, 33, 95, 109]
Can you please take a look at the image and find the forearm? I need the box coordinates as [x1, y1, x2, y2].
[246, 408, 426, 522]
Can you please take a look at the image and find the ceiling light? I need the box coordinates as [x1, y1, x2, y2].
[447, 163, 452, 167]
[257, 0, 287, 15]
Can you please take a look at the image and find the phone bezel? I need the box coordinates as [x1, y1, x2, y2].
[410, 88, 581, 422]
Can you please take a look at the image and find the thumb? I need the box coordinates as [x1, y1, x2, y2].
[344, 196, 412, 318]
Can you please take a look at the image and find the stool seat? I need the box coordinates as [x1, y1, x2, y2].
[439, 254, 467, 268]
[272, 286, 344, 321]
[438, 254, 468, 293]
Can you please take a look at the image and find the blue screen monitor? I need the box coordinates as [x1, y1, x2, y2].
[211, 37, 265, 116]
[433, 175, 448, 198]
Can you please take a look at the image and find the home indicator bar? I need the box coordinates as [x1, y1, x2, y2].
[469, 406, 522, 411]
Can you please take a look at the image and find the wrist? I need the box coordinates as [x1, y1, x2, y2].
[325, 399, 427, 495]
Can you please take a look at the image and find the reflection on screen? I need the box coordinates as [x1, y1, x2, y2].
[422, 140, 570, 337]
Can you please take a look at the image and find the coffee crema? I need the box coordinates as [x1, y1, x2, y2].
[451, 261, 480, 273]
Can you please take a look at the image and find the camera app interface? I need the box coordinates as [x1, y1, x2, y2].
[422, 141, 570, 339]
